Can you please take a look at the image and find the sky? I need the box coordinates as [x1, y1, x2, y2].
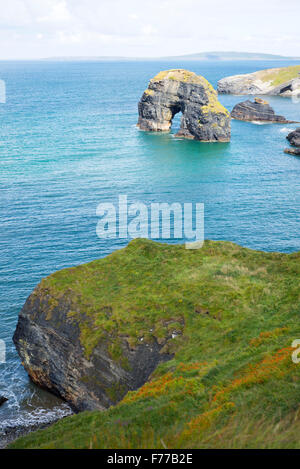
[1, 0, 299, 59]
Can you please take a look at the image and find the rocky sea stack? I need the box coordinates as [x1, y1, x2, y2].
[218, 65, 300, 97]
[137, 69, 231, 142]
[231, 98, 296, 123]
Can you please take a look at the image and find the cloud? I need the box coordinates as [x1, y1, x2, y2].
[0, 0, 299, 59]
[141, 25, 157, 36]
[37, 1, 72, 24]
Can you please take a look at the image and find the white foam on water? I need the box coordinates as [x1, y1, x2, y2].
[0, 357, 73, 437]
[0, 402, 72, 434]
[279, 127, 296, 133]
[251, 121, 272, 125]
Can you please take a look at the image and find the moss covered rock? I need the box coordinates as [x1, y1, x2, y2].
[137, 69, 231, 142]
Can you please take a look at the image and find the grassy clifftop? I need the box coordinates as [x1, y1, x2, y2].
[259, 65, 300, 86]
[10, 239, 300, 448]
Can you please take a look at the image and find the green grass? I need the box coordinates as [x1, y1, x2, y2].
[259, 65, 300, 87]
[9, 239, 300, 448]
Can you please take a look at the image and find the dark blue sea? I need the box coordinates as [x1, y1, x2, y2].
[1, 59, 300, 435]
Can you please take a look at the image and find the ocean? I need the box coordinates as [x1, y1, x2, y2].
[0, 59, 300, 437]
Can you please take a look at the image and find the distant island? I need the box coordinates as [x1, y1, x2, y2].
[42, 51, 300, 62]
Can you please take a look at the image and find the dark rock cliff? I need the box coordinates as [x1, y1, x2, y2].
[231, 98, 295, 123]
[137, 69, 231, 142]
[13, 268, 174, 412]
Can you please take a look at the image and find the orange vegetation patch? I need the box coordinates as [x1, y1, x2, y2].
[123, 362, 209, 404]
[213, 347, 293, 403]
[178, 402, 235, 442]
[250, 327, 289, 347]
[177, 361, 208, 372]
[123, 372, 184, 404]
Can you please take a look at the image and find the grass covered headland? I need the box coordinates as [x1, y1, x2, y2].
[10, 239, 300, 449]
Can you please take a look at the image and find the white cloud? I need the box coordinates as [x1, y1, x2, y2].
[141, 25, 157, 36]
[0, 0, 299, 59]
[37, 1, 72, 24]
[56, 31, 82, 44]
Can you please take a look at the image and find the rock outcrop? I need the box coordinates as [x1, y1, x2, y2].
[0, 396, 8, 407]
[138, 69, 231, 142]
[286, 128, 300, 147]
[284, 128, 300, 155]
[218, 65, 300, 97]
[231, 98, 296, 123]
[284, 147, 300, 156]
[13, 240, 181, 412]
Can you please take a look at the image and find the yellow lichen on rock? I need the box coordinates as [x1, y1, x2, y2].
[201, 83, 230, 116]
[144, 88, 154, 96]
[151, 69, 209, 85]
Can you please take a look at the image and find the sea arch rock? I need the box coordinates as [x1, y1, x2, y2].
[137, 69, 231, 142]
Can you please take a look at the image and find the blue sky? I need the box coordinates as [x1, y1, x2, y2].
[1, 0, 299, 59]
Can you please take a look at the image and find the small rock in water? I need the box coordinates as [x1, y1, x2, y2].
[0, 396, 8, 407]
[286, 128, 300, 147]
[285, 128, 300, 155]
[231, 98, 296, 123]
[284, 147, 300, 156]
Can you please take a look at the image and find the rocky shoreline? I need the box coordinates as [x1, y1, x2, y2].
[0, 417, 67, 449]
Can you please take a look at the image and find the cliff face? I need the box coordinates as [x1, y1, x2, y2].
[14, 303, 172, 411]
[218, 65, 300, 97]
[13, 241, 179, 411]
[138, 69, 231, 142]
[231, 98, 295, 123]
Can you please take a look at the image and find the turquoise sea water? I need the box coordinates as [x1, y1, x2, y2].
[0, 60, 300, 433]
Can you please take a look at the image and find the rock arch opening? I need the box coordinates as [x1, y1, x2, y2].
[170, 105, 183, 134]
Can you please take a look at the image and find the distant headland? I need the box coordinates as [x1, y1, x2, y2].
[41, 51, 300, 62]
